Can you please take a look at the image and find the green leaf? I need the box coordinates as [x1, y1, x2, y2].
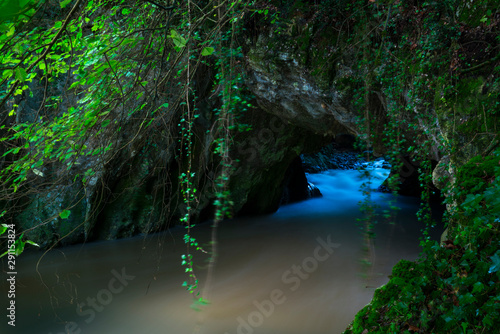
[15, 67, 27, 81]
[2, 69, 13, 79]
[6, 25, 15, 37]
[0, 224, 8, 235]
[169, 30, 187, 48]
[122, 8, 130, 15]
[59, 209, 71, 219]
[1, 234, 27, 257]
[26, 240, 39, 247]
[60, 0, 72, 9]
[201, 47, 214, 56]
[489, 251, 500, 274]
[69, 81, 80, 89]
[13, 239, 25, 256]
[472, 282, 484, 294]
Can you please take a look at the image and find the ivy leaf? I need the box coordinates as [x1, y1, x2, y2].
[6, 25, 15, 37]
[488, 251, 500, 274]
[2, 69, 13, 79]
[484, 187, 500, 213]
[1, 233, 26, 257]
[15, 67, 27, 81]
[60, 0, 72, 9]
[32, 169, 44, 177]
[6, 235, 38, 255]
[169, 30, 187, 48]
[201, 47, 214, 56]
[26, 240, 40, 247]
[59, 209, 71, 219]
[0, 224, 8, 235]
[472, 282, 484, 294]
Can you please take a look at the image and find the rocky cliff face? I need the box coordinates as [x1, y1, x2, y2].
[244, 35, 357, 137]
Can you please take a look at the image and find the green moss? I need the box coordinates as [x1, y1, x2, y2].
[455, 155, 499, 200]
[390, 259, 421, 283]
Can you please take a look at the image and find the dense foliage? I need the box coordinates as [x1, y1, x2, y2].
[0, 0, 264, 305]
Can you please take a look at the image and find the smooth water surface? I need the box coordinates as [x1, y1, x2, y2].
[1, 168, 442, 334]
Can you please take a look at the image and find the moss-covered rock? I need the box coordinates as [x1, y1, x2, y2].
[15, 183, 87, 248]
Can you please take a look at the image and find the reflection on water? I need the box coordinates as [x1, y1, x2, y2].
[1, 168, 442, 334]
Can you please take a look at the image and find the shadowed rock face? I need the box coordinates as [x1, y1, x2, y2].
[280, 156, 314, 206]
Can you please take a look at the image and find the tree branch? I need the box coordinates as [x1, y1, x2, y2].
[459, 51, 500, 74]
[144, 0, 175, 11]
[0, 0, 83, 111]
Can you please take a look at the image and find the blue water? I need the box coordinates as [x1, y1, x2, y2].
[275, 168, 390, 218]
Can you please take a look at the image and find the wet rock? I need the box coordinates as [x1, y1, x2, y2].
[279, 156, 323, 206]
[432, 155, 453, 191]
[16, 184, 87, 248]
[301, 142, 364, 172]
[280, 156, 309, 205]
[307, 182, 322, 198]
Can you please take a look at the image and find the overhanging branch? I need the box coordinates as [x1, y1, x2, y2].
[145, 0, 175, 11]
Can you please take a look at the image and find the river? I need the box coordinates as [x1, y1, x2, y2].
[1, 167, 443, 334]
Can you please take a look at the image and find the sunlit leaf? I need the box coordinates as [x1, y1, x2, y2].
[15, 67, 27, 81]
[0, 224, 8, 235]
[169, 29, 187, 48]
[59, 209, 71, 219]
[6, 25, 15, 36]
[60, 0, 72, 9]
[26, 240, 39, 247]
[201, 47, 214, 56]
[32, 169, 44, 177]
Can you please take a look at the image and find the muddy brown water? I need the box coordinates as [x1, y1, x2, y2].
[1, 168, 443, 334]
